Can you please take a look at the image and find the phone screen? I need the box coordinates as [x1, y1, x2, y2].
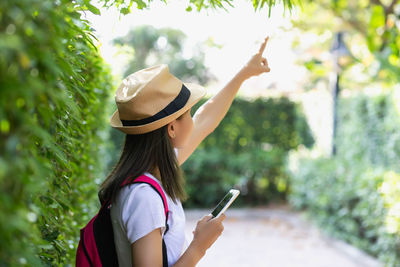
[211, 189, 240, 217]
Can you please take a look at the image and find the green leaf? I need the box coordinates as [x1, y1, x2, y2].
[370, 5, 385, 29]
[120, 7, 130, 14]
[86, 4, 101, 15]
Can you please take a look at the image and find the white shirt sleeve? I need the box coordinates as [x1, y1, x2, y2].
[121, 184, 167, 244]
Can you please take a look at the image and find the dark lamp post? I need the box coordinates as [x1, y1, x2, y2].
[330, 32, 351, 156]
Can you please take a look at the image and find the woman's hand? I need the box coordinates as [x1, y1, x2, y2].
[191, 214, 226, 255]
[172, 214, 226, 267]
[239, 36, 271, 80]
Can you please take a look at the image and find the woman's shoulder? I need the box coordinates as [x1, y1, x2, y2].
[119, 181, 163, 206]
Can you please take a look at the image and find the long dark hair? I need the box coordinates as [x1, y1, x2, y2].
[98, 125, 187, 204]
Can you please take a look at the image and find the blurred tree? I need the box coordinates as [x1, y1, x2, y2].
[288, 2, 400, 264]
[292, 0, 400, 89]
[113, 25, 212, 84]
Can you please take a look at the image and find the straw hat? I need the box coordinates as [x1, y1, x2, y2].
[110, 64, 206, 134]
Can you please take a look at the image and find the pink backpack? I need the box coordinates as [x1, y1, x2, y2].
[76, 175, 170, 267]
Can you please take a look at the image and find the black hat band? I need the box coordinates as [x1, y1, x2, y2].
[121, 84, 191, 127]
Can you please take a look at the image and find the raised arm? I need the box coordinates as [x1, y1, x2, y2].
[177, 37, 271, 165]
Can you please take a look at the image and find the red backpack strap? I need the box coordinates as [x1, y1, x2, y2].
[121, 175, 169, 221]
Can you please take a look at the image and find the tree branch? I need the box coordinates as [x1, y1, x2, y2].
[370, 0, 397, 16]
[319, 2, 367, 36]
[370, 0, 382, 6]
[368, 0, 397, 52]
[386, 0, 397, 16]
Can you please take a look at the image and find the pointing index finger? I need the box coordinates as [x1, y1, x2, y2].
[258, 36, 269, 55]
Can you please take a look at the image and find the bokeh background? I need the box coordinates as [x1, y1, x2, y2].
[0, 0, 399, 265]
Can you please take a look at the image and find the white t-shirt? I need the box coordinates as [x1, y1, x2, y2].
[110, 172, 187, 267]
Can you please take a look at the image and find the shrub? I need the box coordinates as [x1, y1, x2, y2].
[0, 0, 113, 265]
[288, 92, 400, 266]
[182, 97, 314, 207]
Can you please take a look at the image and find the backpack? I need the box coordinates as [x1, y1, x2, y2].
[76, 175, 170, 267]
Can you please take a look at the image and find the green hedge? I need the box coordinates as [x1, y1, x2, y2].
[0, 0, 113, 265]
[288, 92, 400, 266]
[182, 97, 314, 207]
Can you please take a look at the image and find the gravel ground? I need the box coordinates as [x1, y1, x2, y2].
[184, 206, 383, 267]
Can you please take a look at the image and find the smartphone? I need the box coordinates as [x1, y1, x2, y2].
[211, 189, 240, 218]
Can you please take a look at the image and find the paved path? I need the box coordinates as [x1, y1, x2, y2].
[184, 205, 383, 267]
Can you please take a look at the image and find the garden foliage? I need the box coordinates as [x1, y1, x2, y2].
[182, 97, 314, 207]
[293, 0, 400, 89]
[289, 92, 400, 266]
[0, 0, 113, 265]
[113, 25, 212, 84]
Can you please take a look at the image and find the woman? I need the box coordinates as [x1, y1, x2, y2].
[100, 37, 270, 267]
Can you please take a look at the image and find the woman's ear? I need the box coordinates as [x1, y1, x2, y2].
[167, 120, 176, 139]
